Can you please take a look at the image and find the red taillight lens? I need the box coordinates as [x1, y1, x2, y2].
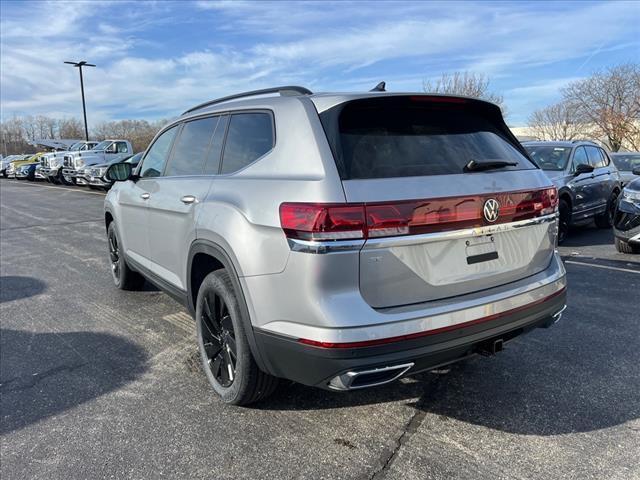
[279, 203, 366, 241]
[280, 188, 558, 241]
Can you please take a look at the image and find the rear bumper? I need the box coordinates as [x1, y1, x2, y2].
[254, 286, 566, 389]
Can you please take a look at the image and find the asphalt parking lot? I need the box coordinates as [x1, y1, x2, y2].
[1, 180, 639, 480]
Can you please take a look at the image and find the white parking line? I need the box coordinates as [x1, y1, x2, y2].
[565, 260, 640, 274]
[5, 181, 106, 196]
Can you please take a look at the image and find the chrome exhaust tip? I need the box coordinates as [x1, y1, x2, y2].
[328, 363, 414, 391]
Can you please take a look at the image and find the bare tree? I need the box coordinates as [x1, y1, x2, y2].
[563, 63, 640, 152]
[423, 71, 505, 110]
[527, 100, 590, 141]
[94, 119, 166, 152]
[57, 118, 85, 139]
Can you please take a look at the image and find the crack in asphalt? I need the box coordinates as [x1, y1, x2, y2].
[0, 362, 88, 393]
[369, 395, 428, 480]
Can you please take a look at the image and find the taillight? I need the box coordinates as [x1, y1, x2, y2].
[279, 203, 366, 241]
[280, 188, 559, 241]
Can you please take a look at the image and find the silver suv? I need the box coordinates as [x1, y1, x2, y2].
[104, 86, 567, 405]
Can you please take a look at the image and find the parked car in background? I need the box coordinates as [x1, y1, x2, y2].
[15, 161, 41, 181]
[41, 141, 99, 185]
[62, 139, 133, 185]
[1, 155, 22, 177]
[7, 153, 44, 179]
[86, 152, 143, 190]
[105, 87, 566, 405]
[613, 176, 640, 254]
[610, 152, 640, 186]
[522, 141, 622, 243]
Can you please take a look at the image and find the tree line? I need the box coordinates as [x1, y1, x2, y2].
[1, 116, 166, 156]
[528, 63, 639, 151]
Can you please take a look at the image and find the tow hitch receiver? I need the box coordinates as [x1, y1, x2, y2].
[477, 338, 504, 356]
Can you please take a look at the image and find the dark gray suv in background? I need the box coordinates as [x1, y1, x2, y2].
[522, 141, 622, 243]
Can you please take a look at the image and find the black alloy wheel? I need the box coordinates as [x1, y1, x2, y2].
[108, 227, 121, 281]
[558, 199, 570, 244]
[200, 291, 237, 387]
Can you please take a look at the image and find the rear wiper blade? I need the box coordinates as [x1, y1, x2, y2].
[463, 160, 518, 172]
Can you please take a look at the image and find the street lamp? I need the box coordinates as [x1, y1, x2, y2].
[64, 60, 96, 141]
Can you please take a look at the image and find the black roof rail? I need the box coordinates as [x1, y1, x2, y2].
[182, 86, 313, 115]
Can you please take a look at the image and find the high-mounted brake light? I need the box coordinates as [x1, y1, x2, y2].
[279, 188, 559, 241]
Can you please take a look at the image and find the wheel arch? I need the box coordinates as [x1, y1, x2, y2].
[187, 239, 269, 373]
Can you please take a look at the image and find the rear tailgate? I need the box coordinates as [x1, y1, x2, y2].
[318, 95, 557, 308]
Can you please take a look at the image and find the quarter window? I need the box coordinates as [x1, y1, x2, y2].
[220, 113, 274, 174]
[139, 126, 178, 178]
[165, 116, 219, 176]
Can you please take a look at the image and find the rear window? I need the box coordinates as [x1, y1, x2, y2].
[320, 97, 534, 180]
[523, 145, 571, 171]
[612, 154, 640, 171]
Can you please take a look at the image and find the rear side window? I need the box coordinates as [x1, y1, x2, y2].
[319, 97, 534, 179]
[115, 141, 129, 154]
[165, 116, 218, 176]
[140, 126, 178, 178]
[220, 112, 274, 174]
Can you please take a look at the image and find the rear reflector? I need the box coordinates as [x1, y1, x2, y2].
[298, 286, 566, 349]
[280, 188, 557, 241]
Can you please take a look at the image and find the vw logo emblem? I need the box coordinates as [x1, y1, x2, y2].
[483, 198, 500, 223]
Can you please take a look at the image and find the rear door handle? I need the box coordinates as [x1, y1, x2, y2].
[140, 193, 150, 200]
[181, 195, 197, 205]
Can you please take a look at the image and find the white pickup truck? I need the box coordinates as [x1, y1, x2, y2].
[62, 139, 133, 185]
[40, 141, 99, 185]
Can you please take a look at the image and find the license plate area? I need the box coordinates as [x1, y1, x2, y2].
[465, 235, 498, 265]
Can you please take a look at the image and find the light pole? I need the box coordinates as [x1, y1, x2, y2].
[64, 60, 96, 141]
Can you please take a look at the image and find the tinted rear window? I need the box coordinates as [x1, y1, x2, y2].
[612, 154, 640, 171]
[320, 97, 534, 180]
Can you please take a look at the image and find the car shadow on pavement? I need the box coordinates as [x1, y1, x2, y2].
[0, 276, 47, 303]
[0, 328, 148, 435]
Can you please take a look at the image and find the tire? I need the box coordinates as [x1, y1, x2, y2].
[595, 190, 619, 229]
[196, 270, 278, 405]
[59, 170, 74, 186]
[615, 238, 639, 254]
[558, 199, 570, 245]
[107, 222, 145, 290]
[1, 170, 7, 178]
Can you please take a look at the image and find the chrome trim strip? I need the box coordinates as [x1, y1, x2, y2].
[287, 214, 557, 253]
[287, 238, 365, 254]
[630, 232, 640, 243]
[363, 213, 557, 249]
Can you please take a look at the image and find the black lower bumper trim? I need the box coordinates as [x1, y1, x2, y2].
[253, 289, 566, 389]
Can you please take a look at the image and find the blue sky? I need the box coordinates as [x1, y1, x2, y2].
[1, 0, 638, 126]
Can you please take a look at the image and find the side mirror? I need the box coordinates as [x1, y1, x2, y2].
[574, 163, 594, 175]
[106, 162, 134, 182]
[632, 166, 640, 176]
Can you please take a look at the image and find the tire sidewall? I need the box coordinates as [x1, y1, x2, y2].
[196, 271, 252, 403]
[107, 223, 124, 288]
